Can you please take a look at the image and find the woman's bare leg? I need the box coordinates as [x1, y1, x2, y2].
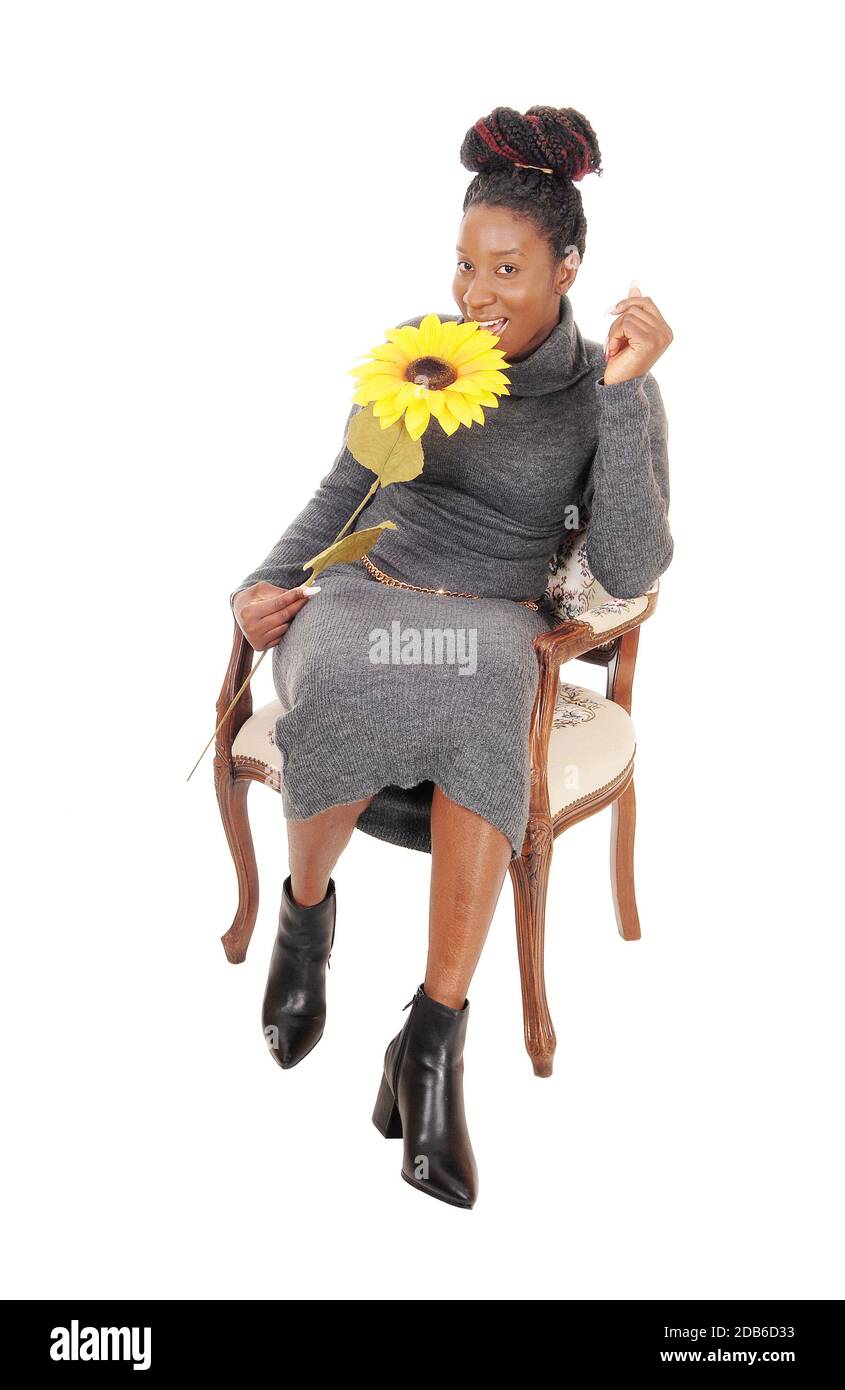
[426, 786, 513, 1009]
[287, 796, 376, 906]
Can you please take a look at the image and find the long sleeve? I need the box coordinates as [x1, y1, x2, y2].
[580, 369, 674, 600]
[229, 403, 370, 611]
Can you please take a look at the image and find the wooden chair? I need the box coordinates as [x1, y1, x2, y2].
[214, 524, 660, 1078]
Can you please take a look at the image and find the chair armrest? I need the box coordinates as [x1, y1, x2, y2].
[535, 582, 659, 674]
[215, 619, 258, 765]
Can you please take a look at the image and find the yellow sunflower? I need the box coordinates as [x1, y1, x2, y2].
[347, 313, 512, 440]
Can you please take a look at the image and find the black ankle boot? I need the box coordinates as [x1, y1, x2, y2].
[372, 983, 478, 1209]
[262, 874, 336, 1069]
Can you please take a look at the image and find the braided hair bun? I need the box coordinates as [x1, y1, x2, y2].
[460, 105, 602, 183]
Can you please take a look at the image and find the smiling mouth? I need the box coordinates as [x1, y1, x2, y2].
[466, 316, 509, 335]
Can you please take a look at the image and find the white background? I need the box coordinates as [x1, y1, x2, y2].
[1, 1, 841, 1300]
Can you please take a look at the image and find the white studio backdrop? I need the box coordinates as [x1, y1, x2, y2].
[1, 0, 841, 1300]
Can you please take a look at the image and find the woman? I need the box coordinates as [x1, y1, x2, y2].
[230, 104, 674, 1209]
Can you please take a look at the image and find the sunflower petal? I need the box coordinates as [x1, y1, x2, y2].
[404, 396, 431, 440]
[383, 325, 422, 358]
[369, 342, 410, 365]
[435, 321, 464, 355]
[442, 391, 473, 427]
[347, 360, 404, 382]
[450, 332, 502, 367]
[426, 391, 447, 421]
[370, 396, 400, 417]
[450, 321, 486, 348]
[460, 384, 504, 406]
[352, 381, 410, 409]
[439, 403, 464, 433]
[371, 381, 414, 418]
[459, 369, 511, 389]
[417, 313, 444, 356]
[367, 372, 412, 395]
[455, 346, 511, 373]
[390, 382, 415, 409]
[435, 402, 462, 436]
[377, 407, 406, 429]
[454, 348, 509, 375]
[445, 375, 488, 400]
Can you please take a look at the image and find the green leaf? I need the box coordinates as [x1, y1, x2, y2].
[302, 520, 398, 581]
[347, 405, 425, 486]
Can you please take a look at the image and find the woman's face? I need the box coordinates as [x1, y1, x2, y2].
[452, 203, 575, 362]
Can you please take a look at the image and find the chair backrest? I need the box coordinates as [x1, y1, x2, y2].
[544, 524, 617, 622]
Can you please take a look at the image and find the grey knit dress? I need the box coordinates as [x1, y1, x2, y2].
[231, 294, 673, 860]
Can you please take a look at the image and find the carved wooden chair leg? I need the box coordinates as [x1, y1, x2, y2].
[509, 815, 556, 1077]
[610, 778, 641, 941]
[217, 776, 260, 964]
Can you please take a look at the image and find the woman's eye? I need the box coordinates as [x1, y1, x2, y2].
[456, 262, 517, 275]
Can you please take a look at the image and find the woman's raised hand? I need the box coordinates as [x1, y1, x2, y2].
[232, 581, 320, 652]
[603, 280, 673, 386]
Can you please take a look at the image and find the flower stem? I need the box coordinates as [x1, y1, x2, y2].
[302, 478, 381, 584]
[186, 648, 268, 782]
[332, 479, 380, 541]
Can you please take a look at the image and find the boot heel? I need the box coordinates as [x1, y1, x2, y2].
[372, 1073, 403, 1138]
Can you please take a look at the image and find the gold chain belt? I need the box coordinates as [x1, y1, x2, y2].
[360, 553, 540, 611]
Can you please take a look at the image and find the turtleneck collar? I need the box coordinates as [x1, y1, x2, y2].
[454, 293, 591, 398]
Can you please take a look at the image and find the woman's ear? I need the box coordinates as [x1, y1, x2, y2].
[556, 246, 580, 294]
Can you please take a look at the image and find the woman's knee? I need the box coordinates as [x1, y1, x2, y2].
[289, 793, 375, 834]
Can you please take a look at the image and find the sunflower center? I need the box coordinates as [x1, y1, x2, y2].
[404, 355, 457, 391]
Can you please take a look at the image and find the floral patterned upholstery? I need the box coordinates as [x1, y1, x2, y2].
[545, 524, 617, 622]
[544, 524, 657, 631]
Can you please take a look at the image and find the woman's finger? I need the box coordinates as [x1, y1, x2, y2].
[261, 614, 293, 637]
[607, 309, 659, 349]
[609, 307, 660, 335]
[261, 622, 290, 646]
[261, 594, 310, 627]
[607, 296, 662, 322]
[607, 291, 656, 310]
[244, 586, 317, 620]
[609, 301, 673, 346]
